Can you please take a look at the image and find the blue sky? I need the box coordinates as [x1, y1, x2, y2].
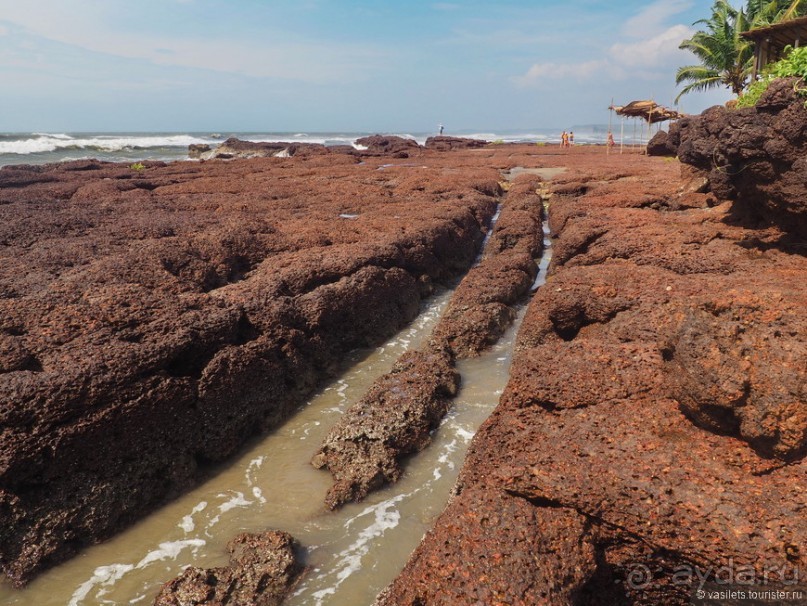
[0, 0, 730, 132]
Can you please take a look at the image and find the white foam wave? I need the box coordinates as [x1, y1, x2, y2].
[208, 491, 252, 528]
[308, 493, 408, 604]
[241, 134, 359, 146]
[0, 134, 210, 155]
[136, 539, 206, 569]
[455, 426, 475, 442]
[178, 501, 208, 533]
[69, 564, 135, 606]
[33, 132, 72, 140]
[68, 542, 205, 602]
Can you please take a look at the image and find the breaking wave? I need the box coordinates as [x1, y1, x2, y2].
[0, 134, 210, 155]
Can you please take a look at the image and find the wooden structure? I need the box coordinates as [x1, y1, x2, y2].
[742, 15, 807, 78]
[607, 100, 684, 155]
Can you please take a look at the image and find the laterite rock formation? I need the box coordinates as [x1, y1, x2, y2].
[379, 146, 806, 605]
[0, 151, 501, 586]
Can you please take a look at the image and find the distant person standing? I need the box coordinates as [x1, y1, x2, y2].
[561, 130, 568, 148]
[607, 131, 615, 147]
[439, 124, 444, 135]
[569, 131, 575, 146]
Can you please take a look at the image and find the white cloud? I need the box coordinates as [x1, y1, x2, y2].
[0, 24, 8, 36]
[610, 24, 694, 68]
[0, 1, 382, 83]
[622, 0, 694, 37]
[514, 21, 695, 88]
[514, 59, 609, 87]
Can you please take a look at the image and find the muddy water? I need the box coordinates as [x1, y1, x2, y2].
[0, 171, 556, 606]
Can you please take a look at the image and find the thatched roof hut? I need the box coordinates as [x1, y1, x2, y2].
[608, 100, 682, 124]
[741, 16, 807, 78]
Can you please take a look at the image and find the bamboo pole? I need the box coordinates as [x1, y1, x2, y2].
[620, 115, 624, 155]
[607, 97, 613, 157]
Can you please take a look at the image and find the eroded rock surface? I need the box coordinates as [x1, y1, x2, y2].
[0, 152, 501, 585]
[431, 176, 544, 357]
[379, 146, 806, 605]
[153, 531, 301, 606]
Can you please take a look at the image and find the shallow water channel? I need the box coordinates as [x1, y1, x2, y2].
[0, 170, 556, 606]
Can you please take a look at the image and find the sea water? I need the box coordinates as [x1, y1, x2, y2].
[0, 128, 628, 168]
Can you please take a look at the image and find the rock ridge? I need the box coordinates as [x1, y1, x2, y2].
[311, 172, 546, 509]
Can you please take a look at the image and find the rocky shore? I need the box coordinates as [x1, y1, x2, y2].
[0, 147, 502, 586]
[378, 145, 805, 604]
[2, 120, 804, 605]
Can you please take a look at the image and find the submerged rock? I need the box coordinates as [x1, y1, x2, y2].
[431, 177, 543, 357]
[311, 349, 459, 510]
[313, 174, 545, 509]
[153, 531, 302, 606]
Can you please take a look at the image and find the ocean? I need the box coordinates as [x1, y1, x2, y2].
[0, 127, 644, 168]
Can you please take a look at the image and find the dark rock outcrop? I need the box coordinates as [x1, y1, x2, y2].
[355, 135, 422, 157]
[153, 531, 302, 606]
[189, 138, 331, 160]
[646, 129, 675, 156]
[188, 144, 212, 159]
[677, 77, 807, 238]
[424, 136, 489, 151]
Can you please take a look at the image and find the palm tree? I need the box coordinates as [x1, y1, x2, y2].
[676, 0, 753, 102]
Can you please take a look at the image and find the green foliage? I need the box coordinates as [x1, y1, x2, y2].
[769, 45, 807, 78]
[735, 76, 773, 107]
[746, 0, 806, 25]
[129, 162, 146, 171]
[491, 139, 505, 145]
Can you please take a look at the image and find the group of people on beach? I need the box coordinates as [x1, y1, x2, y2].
[560, 130, 617, 148]
[560, 130, 574, 147]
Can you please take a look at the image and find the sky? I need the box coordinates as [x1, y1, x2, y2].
[0, 0, 732, 132]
